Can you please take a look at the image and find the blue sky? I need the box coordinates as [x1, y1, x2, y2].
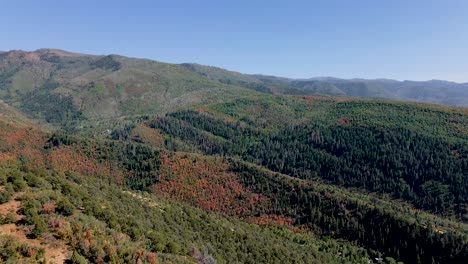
[2, 0, 468, 82]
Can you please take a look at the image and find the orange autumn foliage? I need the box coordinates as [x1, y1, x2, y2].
[130, 123, 165, 148]
[0, 122, 47, 168]
[0, 153, 15, 161]
[337, 117, 352, 126]
[248, 214, 295, 228]
[48, 146, 124, 183]
[153, 153, 267, 216]
[294, 95, 354, 103]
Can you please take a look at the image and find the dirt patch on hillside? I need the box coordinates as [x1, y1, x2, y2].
[0, 193, 70, 263]
[0, 192, 23, 219]
[0, 224, 69, 263]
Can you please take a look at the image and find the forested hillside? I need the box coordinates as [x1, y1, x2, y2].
[0, 49, 467, 263]
[0, 49, 259, 130]
[182, 64, 468, 107]
[0, 109, 388, 263]
[113, 96, 468, 264]
[149, 97, 468, 218]
[0, 49, 467, 134]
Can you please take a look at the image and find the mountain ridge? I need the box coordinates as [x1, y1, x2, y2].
[5, 48, 468, 84]
[0, 48, 467, 138]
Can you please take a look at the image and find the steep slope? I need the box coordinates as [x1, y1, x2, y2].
[147, 96, 468, 216]
[119, 96, 468, 264]
[0, 83, 466, 264]
[0, 106, 387, 264]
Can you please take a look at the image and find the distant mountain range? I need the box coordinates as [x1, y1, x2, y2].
[183, 63, 468, 106]
[0, 48, 466, 129]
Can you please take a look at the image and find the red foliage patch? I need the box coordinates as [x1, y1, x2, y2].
[0, 123, 47, 168]
[293, 95, 355, 102]
[146, 252, 158, 264]
[0, 153, 15, 161]
[153, 153, 268, 216]
[130, 123, 165, 148]
[5, 129, 27, 145]
[248, 214, 295, 227]
[337, 117, 352, 126]
[42, 201, 57, 214]
[48, 146, 124, 183]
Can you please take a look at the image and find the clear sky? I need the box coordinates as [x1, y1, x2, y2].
[2, 0, 468, 82]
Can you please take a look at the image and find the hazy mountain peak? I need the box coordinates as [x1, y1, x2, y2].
[0, 50, 42, 66]
[34, 48, 85, 57]
[309, 76, 343, 81]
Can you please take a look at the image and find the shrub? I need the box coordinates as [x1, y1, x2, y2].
[0, 184, 14, 204]
[42, 201, 57, 214]
[12, 177, 27, 192]
[164, 242, 181, 254]
[4, 212, 17, 224]
[0, 173, 6, 185]
[57, 198, 75, 216]
[0, 190, 12, 204]
[22, 199, 41, 224]
[70, 251, 88, 264]
[29, 215, 48, 239]
[24, 173, 46, 188]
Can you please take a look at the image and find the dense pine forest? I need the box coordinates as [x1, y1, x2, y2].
[113, 96, 468, 263]
[150, 102, 468, 218]
[0, 109, 394, 263]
